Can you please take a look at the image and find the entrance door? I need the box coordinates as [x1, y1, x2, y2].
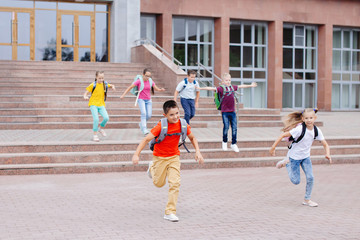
[0, 8, 34, 60]
[57, 11, 95, 62]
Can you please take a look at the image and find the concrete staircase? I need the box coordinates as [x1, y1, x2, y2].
[2, 60, 353, 175]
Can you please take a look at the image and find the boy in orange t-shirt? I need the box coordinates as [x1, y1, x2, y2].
[132, 100, 204, 222]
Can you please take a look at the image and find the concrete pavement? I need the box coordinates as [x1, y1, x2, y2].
[1, 164, 359, 240]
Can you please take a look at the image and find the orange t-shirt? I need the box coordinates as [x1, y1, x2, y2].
[150, 119, 191, 157]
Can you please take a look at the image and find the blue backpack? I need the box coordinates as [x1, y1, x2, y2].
[92, 80, 108, 101]
[179, 78, 197, 93]
[149, 118, 190, 153]
[130, 75, 153, 96]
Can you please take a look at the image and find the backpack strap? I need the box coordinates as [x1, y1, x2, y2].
[91, 81, 108, 101]
[178, 118, 190, 153]
[179, 78, 188, 93]
[218, 85, 227, 108]
[288, 122, 318, 149]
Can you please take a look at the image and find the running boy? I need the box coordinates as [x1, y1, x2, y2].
[174, 70, 200, 124]
[269, 108, 331, 207]
[83, 71, 115, 142]
[132, 100, 204, 222]
[197, 73, 257, 152]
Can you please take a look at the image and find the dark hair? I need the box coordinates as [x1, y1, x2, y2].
[187, 70, 197, 76]
[142, 68, 154, 95]
[163, 100, 178, 114]
[143, 68, 151, 75]
[95, 71, 104, 81]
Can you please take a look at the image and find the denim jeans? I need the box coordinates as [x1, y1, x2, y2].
[138, 99, 152, 133]
[180, 98, 195, 124]
[221, 111, 237, 144]
[90, 105, 109, 132]
[286, 157, 314, 200]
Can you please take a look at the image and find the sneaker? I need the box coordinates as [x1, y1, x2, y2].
[302, 200, 318, 207]
[222, 142, 228, 151]
[276, 157, 289, 169]
[164, 214, 179, 222]
[98, 128, 107, 137]
[231, 144, 239, 152]
[92, 135, 100, 142]
[147, 161, 153, 179]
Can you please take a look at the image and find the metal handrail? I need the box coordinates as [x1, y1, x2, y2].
[134, 38, 183, 67]
[196, 62, 222, 84]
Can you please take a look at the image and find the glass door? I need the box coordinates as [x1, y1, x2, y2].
[57, 11, 95, 61]
[0, 8, 34, 60]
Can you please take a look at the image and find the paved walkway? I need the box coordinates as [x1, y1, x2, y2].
[0, 164, 359, 239]
[0, 112, 359, 143]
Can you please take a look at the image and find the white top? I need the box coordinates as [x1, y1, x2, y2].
[288, 124, 325, 160]
[175, 79, 200, 99]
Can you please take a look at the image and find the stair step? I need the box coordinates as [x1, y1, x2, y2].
[1, 154, 358, 175]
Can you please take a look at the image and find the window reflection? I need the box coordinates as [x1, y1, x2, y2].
[96, 13, 108, 62]
[35, 10, 56, 61]
[0, 12, 12, 43]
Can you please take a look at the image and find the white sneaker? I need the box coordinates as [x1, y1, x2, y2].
[164, 214, 179, 222]
[276, 157, 289, 169]
[222, 142, 228, 151]
[98, 128, 107, 137]
[147, 161, 153, 179]
[92, 135, 100, 142]
[231, 144, 239, 152]
[302, 200, 318, 207]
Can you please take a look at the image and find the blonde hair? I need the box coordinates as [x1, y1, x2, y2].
[282, 108, 318, 132]
[95, 71, 104, 80]
[222, 73, 231, 79]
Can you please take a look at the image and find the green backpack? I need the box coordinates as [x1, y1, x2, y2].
[130, 75, 153, 96]
[214, 85, 234, 110]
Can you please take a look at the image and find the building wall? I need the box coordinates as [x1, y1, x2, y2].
[139, 0, 360, 110]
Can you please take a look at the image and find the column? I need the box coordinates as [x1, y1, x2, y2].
[156, 13, 172, 55]
[214, 17, 229, 82]
[317, 24, 333, 111]
[267, 20, 283, 109]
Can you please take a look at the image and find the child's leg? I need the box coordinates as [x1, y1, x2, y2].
[300, 157, 314, 200]
[188, 99, 196, 120]
[145, 99, 152, 121]
[90, 105, 100, 133]
[229, 112, 237, 145]
[222, 112, 230, 143]
[165, 156, 181, 215]
[138, 99, 147, 133]
[98, 106, 109, 128]
[286, 157, 301, 185]
[151, 156, 168, 188]
[180, 98, 191, 124]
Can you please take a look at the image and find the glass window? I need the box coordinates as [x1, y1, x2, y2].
[200, 20, 212, 42]
[352, 51, 360, 71]
[282, 82, 293, 108]
[342, 51, 351, 71]
[0, 0, 33, 8]
[332, 84, 340, 108]
[283, 24, 317, 109]
[353, 31, 360, 50]
[187, 44, 198, 66]
[188, 19, 197, 41]
[342, 84, 350, 108]
[230, 23, 241, 43]
[0, 11, 12, 44]
[141, 14, 156, 42]
[173, 43, 185, 65]
[35, 2, 56, 9]
[333, 30, 341, 48]
[200, 44, 212, 66]
[58, 3, 94, 11]
[35, 10, 57, 61]
[0, 46, 12, 60]
[173, 18, 185, 41]
[351, 84, 360, 108]
[95, 12, 108, 62]
[18, 46, 30, 60]
[343, 31, 351, 48]
[229, 21, 268, 108]
[96, 4, 107, 11]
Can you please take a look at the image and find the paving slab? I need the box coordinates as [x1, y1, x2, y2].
[0, 164, 359, 239]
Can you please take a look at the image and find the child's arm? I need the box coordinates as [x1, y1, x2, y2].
[195, 91, 200, 108]
[320, 139, 332, 163]
[196, 86, 216, 91]
[173, 90, 179, 101]
[238, 82, 257, 89]
[187, 132, 204, 164]
[153, 84, 165, 92]
[83, 90, 90, 100]
[269, 131, 292, 156]
[132, 132, 155, 165]
[109, 84, 116, 91]
[120, 84, 136, 99]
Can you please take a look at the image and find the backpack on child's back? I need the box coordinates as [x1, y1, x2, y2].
[286, 122, 318, 149]
[214, 85, 235, 110]
[130, 75, 153, 96]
